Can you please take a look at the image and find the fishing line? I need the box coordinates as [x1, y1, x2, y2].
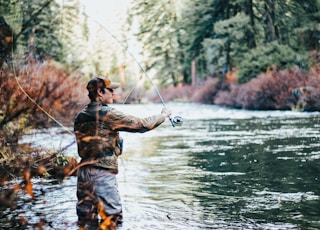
[9, 4, 75, 153]
[11, 57, 76, 151]
[93, 19, 165, 104]
[121, 79, 140, 105]
[11, 68, 74, 136]
[91, 18, 183, 127]
[10, 39, 73, 137]
[9, 4, 182, 154]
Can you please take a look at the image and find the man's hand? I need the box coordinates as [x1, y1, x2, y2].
[161, 107, 172, 118]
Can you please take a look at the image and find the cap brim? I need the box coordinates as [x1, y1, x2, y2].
[107, 82, 120, 89]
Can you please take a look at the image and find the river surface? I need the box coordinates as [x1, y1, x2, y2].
[3, 103, 320, 229]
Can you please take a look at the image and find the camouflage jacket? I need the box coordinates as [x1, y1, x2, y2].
[74, 102, 165, 172]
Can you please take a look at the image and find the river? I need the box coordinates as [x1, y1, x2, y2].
[3, 103, 320, 229]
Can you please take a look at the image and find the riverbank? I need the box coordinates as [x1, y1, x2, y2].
[0, 143, 77, 181]
[0, 143, 78, 221]
[152, 65, 320, 112]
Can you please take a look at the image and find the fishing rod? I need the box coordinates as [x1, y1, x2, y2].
[92, 19, 183, 127]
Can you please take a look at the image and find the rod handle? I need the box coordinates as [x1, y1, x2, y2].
[169, 117, 175, 127]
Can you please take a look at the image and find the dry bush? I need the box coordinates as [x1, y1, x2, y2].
[0, 58, 86, 193]
[1, 59, 87, 142]
[235, 67, 303, 110]
[0, 58, 88, 163]
[190, 78, 219, 103]
[301, 65, 320, 111]
[214, 83, 241, 108]
[190, 63, 320, 111]
[149, 84, 194, 103]
[215, 65, 320, 110]
[13, 59, 88, 126]
[191, 78, 233, 104]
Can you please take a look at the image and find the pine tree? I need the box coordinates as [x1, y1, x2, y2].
[130, 0, 184, 86]
[57, 0, 89, 69]
[15, 0, 62, 61]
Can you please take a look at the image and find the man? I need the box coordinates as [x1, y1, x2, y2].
[74, 77, 171, 228]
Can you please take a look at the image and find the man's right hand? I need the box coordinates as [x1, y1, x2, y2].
[161, 107, 172, 118]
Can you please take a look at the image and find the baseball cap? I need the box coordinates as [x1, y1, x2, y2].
[87, 77, 120, 91]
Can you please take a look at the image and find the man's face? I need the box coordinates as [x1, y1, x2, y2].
[100, 88, 114, 104]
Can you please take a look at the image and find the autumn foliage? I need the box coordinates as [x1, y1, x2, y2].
[213, 65, 320, 111]
[0, 58, 87, 148]
[1, 58, 87, 127]
[148, 84, 194, 103]
[0, 58, 87, 205]
[166, 64, 320, 112]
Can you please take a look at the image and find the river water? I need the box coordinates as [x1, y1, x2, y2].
[3, 103, 320, 229]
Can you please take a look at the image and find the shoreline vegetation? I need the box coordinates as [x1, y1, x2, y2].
[154, 64, 320, 112]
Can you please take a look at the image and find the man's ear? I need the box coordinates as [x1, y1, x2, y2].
[97, 89, 104, 97]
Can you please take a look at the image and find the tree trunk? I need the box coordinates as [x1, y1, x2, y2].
[0, 16, 15, 66]
[264, 0, 277, 42]
[246, 0, 256, 48]
[191, 60, 196, 88]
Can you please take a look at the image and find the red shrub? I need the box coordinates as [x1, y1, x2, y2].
[0, 59, 87, 142]
[148, 84, 194, 103]
[215, 65, 320, 111]
[191, 78, 219, 104]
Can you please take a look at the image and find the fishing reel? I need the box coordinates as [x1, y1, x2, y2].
[170, 116, 183, 127]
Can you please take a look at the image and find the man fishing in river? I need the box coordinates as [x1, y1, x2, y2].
[74, 77, 172, 228]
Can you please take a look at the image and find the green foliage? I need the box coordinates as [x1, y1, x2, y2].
[203, 13, 251, 74]
[0, 0, 87, 68]
[128, 0, 320, 88]
[178, 0, 226, 83]
[55, 153, 70, 166]
[14, 0, 63, 61]
[129, 0, 185, 86]
[238, 42, 308, 83]
[0, 0, 22, 34]
[58, 0, 89, 69]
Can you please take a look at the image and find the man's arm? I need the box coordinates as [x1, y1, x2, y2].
[105, 108, 166, 132]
